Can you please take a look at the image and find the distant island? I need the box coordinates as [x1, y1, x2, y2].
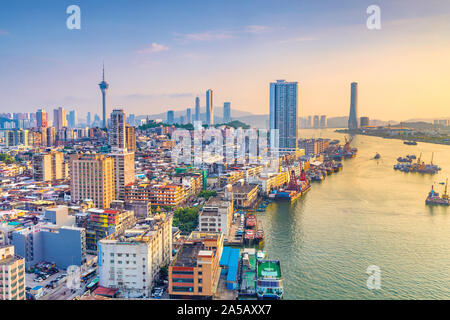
[337, 123, 450, 146]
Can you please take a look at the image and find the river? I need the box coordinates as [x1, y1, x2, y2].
[259, 128, 450, 299]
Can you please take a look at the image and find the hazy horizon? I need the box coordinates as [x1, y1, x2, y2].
[1, 0, 450, 122]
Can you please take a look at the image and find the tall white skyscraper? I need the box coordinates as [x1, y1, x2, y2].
[348, 82, 358, 130]
[270, 80, 298, 152]
[206, 89, 214, 126]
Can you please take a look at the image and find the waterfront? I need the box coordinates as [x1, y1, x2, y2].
[260, 129, 450, 299]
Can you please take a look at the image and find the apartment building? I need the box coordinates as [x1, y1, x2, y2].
[231, 182, 259, 209]
[125, 124, 136, 151]
[70, 153, 115, 208]
[98, 214, 172, 298]
[169, 232, 223, 299]
[32, 150, 66, 182]
[109, 150, 135, 201]
[0, 245, 26, 300]
[83, 208, 136, 253]
[125, 183, 186, 207]
[198, 195, 233, 239]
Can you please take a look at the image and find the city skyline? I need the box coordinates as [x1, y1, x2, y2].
[1, 1, 450, 121]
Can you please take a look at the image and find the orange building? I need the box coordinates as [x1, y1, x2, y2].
[125, 183, 185, 207]
[168, 232, 223, 299]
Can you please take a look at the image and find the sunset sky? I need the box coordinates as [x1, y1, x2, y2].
[1, 0, 450, 121]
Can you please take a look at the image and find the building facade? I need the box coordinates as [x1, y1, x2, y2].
[169, 232, 223, 299]
[70, 154, 115, 208]
[0, 245, 26, 300]
[98, 214, 172, 298]
[270, 80, 298, 152]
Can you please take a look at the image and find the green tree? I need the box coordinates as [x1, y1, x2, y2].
[172, 207, 200, 235]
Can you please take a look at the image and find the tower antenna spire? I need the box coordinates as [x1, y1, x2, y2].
[102, 61, 105, 81]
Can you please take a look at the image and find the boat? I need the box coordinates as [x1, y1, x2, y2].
[255, 229, 264, 242]
[426, 180, 449, 206]
[244, 229, 255, 241]
[256, 250, 266, 260]
[273, 168, 311, 202]
[256, 260, 283, 300]
[245, 214, 256, 229]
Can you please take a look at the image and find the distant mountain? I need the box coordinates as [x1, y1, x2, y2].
[138, 106, 255, 122]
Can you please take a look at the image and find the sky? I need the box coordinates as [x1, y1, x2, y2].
[0, 0, 450, 122]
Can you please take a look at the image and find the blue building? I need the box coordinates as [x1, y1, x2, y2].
[12, 206, 86, 269]
[219, 246, 240, 290]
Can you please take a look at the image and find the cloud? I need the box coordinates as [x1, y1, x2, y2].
[0, 29, 9, 36]
[136, 43, 169, 54]
[175, 25, 273, 43]
[278, 37, 317, 44]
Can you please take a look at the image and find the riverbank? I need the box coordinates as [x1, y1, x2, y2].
[335, 129, 450, 146]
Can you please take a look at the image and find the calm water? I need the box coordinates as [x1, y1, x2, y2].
[260, 129, 450, 299]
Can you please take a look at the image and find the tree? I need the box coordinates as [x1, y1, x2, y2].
[172, 207, 200, 235]
[0, 153, 16, 164]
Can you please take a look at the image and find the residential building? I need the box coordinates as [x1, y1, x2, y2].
[0, 245, 26, 300]
[231, 182, 259, 209]
[32, 150, 66, 182]
[109, 149, 135, 201]
[70, 153, 115, 208]
[98, 214, 172, 298]
[125, 183, 186, 207]
[125, 124, 136, 151]
[198, 195, 233, 239]
[169, 232, 223, 299]
[83, 208, 135, 253]
[270, 80, 298, 152]
[109, 109, 126, 149]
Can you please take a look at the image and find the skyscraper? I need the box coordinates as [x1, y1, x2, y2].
[86, 112, 91, 128]
[270, 80, 298, 152]
[36, 109, 48, 128]
[109, 109, 126, 149]
[223, 102, 231, 123]
[68, 110, 77, 128]
[167, 110, 174, 125]
[313, 115, 320, 128]
[53, 107, 67, 131]
[320, 115, 327, 128]
[206, 89, 214, 126]
[99, 64, 109, 128]
[186, 108, 192, 124]
[348, 82, 358, 130]
[195, 96, 200, 121]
